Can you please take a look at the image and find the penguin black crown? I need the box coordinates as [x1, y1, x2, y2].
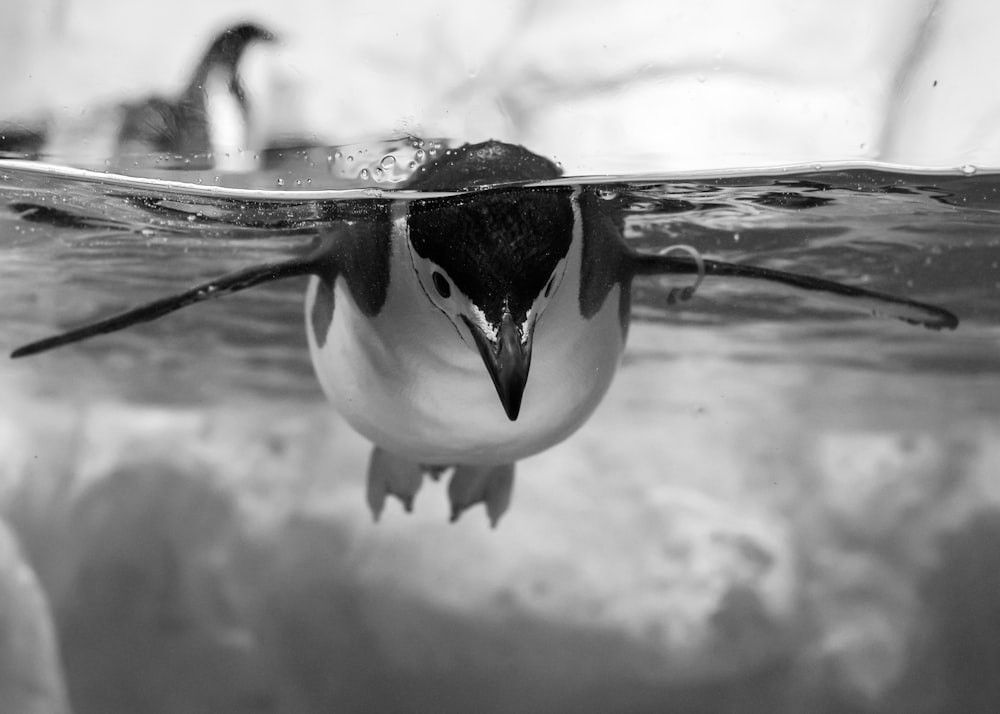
[11, 141, 959, 526]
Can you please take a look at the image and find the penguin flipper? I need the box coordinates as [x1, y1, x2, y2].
[365, 447, 426, 521]
[10, 233, 338, 359]
[630, 251, 958, 331]
[448, 463, 515, 528]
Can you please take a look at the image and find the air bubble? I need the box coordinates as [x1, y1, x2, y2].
[961, 164, 977, 176]
[276, 178, 285, 187]
[596, 189, 618, 200]
[380, 155, 396, 170]
[360, 168, 370, 180]
[415, 149, 425, 160]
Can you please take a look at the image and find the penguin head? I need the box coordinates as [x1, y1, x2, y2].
[406, 188, 573, 420]
[403, 142, 571, 421]
[204, 23, 277, 69]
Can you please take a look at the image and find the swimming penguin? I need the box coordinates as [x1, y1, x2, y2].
[115, 22, 275, 168]
[10, 141, 959, 525]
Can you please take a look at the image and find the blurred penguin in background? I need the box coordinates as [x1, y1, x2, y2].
[115, 22, 275, 170]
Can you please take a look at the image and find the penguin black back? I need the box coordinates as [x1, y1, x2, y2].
[406, 141, 562, 191]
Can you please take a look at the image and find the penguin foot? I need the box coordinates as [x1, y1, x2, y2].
[366, 451, 515, 526]
[447, 464, 515, 528]
[366, 447, 424, 521]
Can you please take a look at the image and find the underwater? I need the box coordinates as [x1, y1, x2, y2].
[2, 2, 1000, 713]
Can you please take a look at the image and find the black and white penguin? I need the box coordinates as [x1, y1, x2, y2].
[115, 22, 275, 168]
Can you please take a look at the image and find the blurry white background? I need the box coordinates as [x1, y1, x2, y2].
[2, 0, 999, 173]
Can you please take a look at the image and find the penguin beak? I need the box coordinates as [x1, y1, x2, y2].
[464, 312, 533, 421]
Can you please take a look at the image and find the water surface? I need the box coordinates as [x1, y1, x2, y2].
[2, 155, 996, 400]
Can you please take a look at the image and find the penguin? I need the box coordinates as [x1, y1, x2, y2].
[10, 141, 959, 525]
[115, 22, 275, 168]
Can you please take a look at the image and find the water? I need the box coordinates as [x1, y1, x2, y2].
[1, 151, 999, 713]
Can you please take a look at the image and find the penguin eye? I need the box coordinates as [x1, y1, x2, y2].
[432, 271, 452, 299]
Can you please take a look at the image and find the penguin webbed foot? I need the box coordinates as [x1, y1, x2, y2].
[366, 449, 515, 527]
[448, 463, 515, 528]
[366, 447, 425, 521]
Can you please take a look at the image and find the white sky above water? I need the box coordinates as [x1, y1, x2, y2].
[1, 0, 998, 173]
